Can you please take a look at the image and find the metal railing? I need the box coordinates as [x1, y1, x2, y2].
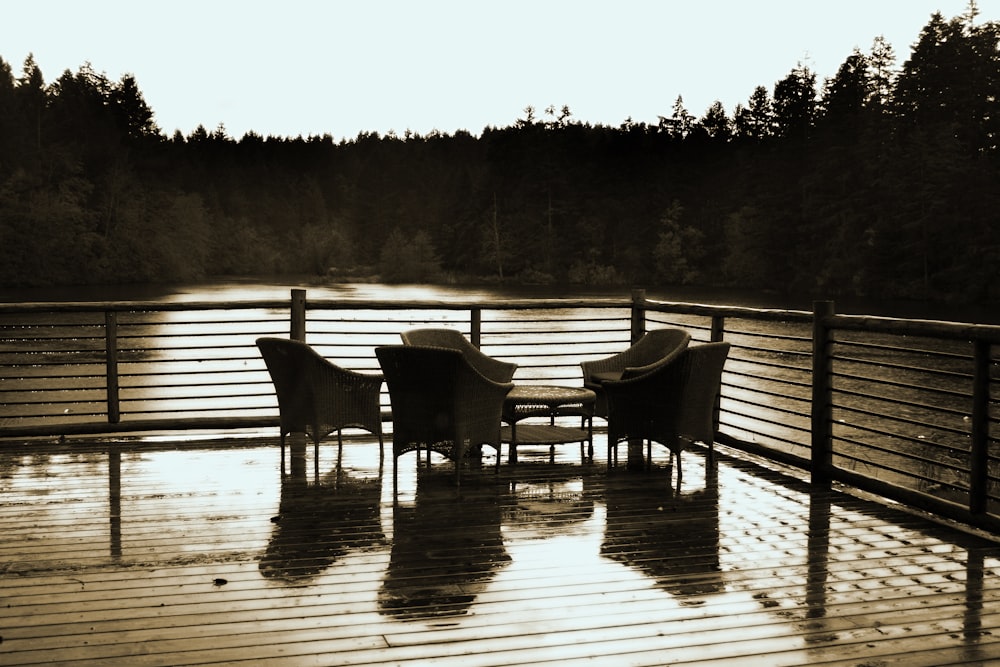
[1, 289, 998, 532]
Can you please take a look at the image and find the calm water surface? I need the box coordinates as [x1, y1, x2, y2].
[2, 277, 996, 324]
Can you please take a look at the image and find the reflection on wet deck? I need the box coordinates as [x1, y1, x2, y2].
[2, 436, 1000, 666]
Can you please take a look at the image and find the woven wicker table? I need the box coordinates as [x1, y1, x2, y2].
[501, 385, 596, 464]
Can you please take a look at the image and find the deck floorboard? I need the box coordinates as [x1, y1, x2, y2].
[2, 435, 1000, 666]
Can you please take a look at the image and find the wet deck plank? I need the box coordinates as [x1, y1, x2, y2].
[2, 436, 1000, 666]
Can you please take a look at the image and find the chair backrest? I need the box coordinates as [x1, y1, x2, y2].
[257, 336, 385, 444]
[674, 342, 731, 443]
[619, 331, 692, 381]
[582, 327, 691, 384]
[376, 345, 465, 444]
[400, 327, 516, 383]
[256, 337, 319, 425]
[376, 344, 513, 462]
[627, 328, 693, 369]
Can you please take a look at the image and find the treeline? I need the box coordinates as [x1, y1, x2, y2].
[1, 8, 998, 304]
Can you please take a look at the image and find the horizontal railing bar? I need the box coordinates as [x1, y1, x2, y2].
[715, 434, 812, 472]
[728, 346, 812, 361]
[832, 355, 972, 382]
[0, 300, 294, 313]
[832, 390, 970, 426]
[721, 401, 811, 434]
[719, 424, 811, 454]
[0, 416, 280, 438]
[646, 318, 712, 330]
[720, 423, 809, 446]
[117, 384, 270, 394]
[725, 381, 811, 406]
[831, 371, 971, 401]
[723, 331, 813, 345]
[832, 446, 963, 491]
[834, 337, 973, 362]
[731, 356, 809, 386]
[832, 452, 969, 493]
[725, 407, 811, 432]
[832, 437, 969, 483]
[834, 422, 971, 458]
[726, 380, 810, 400]
[0, 374, 106, 382]
[834, 402, 971, 439]
[724, 391, 811, 418]
[833, 428, 973, 471]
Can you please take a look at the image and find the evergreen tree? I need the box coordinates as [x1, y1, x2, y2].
[733, 86, 773, 141]
[772, 63, 817, 142]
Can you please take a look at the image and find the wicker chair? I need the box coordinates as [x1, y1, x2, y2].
[256, 337, 385, 474]
[375, 345, 514, 487]
[581, 328, 691, 418]
[603, 342, 730, 483]
[400, 327, 517, 383]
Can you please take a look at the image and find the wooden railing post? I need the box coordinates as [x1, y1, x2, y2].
[105, 311, 120, 424]
[710, 315, 725, 343]
[470, 307, 482, 347]
[811, 301, 835, 485]
[630, 288, 646, 344]
[290, 289, 307, 342]
[970, 339, 991, 515]
[627, 289, 648, 469]
[709, 314, 726, 432]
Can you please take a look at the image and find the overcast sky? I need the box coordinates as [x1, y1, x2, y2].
[1, 0, 992, 140]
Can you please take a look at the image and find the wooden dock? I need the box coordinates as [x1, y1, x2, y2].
[2, 435, 1000, 666]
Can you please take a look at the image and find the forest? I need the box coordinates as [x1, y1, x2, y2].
[0, 7, 998, 305]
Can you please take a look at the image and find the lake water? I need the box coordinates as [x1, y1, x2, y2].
[2, 277, 996, 324]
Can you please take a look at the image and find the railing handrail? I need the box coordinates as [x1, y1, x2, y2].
[827, 312, 1000, 342]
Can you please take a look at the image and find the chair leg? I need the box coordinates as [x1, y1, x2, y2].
[392, 455, 399, 501]
[280, 433, 286, 477]
[337, 430, 344, 470]
[313, 436, 320, 481]
[586, 417, 594, 462]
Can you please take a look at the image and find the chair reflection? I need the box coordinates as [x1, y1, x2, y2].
[379, 468, 511, 621]
[601, 456, 723, 599]
[259, 469, 385, 583]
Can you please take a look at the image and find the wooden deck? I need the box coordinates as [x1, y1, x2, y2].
[3, 434, 1000, 666]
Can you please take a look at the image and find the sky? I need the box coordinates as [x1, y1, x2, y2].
[1, 0, 994, 140]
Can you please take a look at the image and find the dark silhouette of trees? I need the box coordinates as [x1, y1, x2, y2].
[0, 6, 997, 306]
